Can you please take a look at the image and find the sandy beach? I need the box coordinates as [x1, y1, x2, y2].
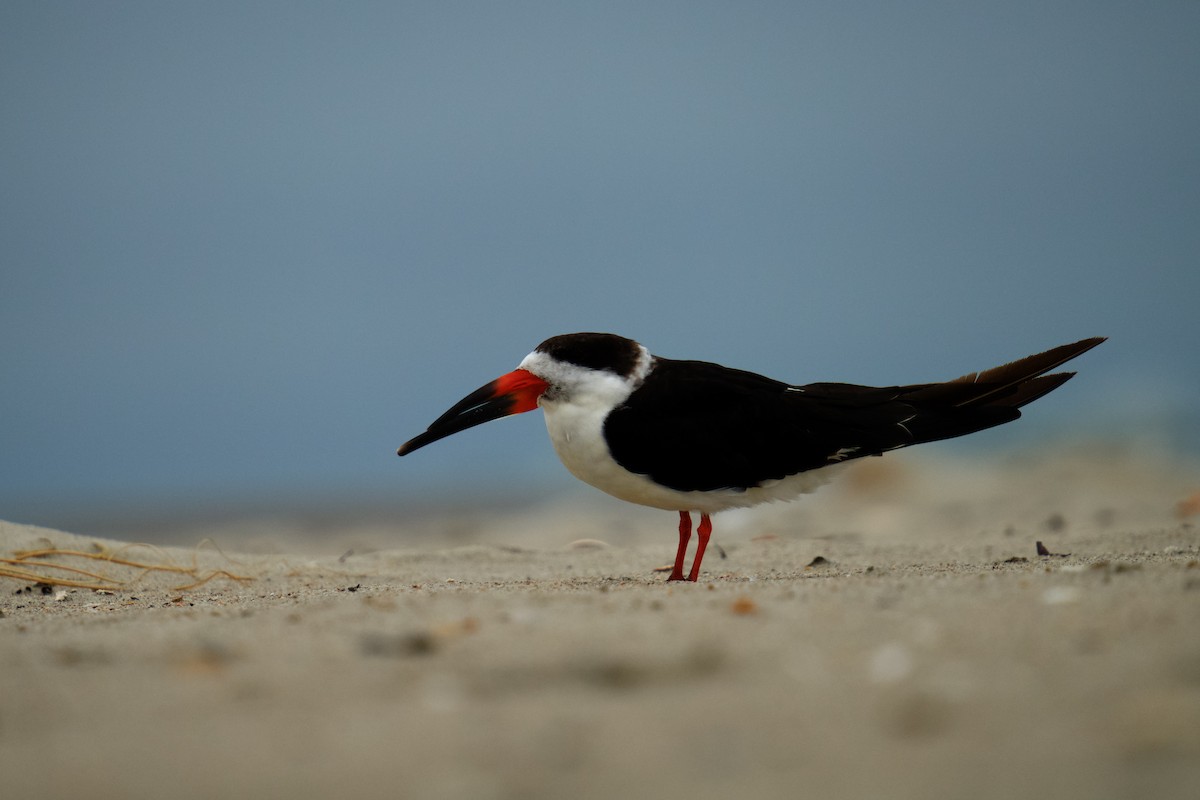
[3, 444, 1199, 800]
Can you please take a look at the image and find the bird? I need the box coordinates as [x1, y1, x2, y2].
[397, 333, 1105, 582]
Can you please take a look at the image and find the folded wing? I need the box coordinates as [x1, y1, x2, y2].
[604, 337, 1105, 493]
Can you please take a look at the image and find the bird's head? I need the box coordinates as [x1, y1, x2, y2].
[397, 332, 649, 456]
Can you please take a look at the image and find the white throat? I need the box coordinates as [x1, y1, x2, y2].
[517, 345, 656, 502]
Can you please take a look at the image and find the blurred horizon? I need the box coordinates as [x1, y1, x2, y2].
[3, 2, 1198, 535]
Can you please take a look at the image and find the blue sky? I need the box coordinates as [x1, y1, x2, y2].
[2, 2, 1198, 530]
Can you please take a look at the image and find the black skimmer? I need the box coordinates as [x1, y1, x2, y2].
[398, 333, 1105, 582]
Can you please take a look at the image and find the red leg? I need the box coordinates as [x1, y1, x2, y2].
[667, 511, 692, 582]
[687, 513, 713, 582]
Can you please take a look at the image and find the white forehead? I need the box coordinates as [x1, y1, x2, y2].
[517, 345, 652, 398]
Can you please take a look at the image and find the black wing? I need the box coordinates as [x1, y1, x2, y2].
[603, 338, 1105, 493]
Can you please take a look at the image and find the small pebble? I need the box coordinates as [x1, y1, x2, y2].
[731, 596, 758, 615]
[1041, 586, 1081, 605]
[869, 643, 914, 684]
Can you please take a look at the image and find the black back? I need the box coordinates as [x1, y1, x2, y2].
[603, 337, 1104, 493]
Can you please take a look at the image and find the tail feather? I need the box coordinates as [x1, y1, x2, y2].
[905, 337, 1105, 409]
[998, 371, 1076, 410]
[887, 337, 1105, 449]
